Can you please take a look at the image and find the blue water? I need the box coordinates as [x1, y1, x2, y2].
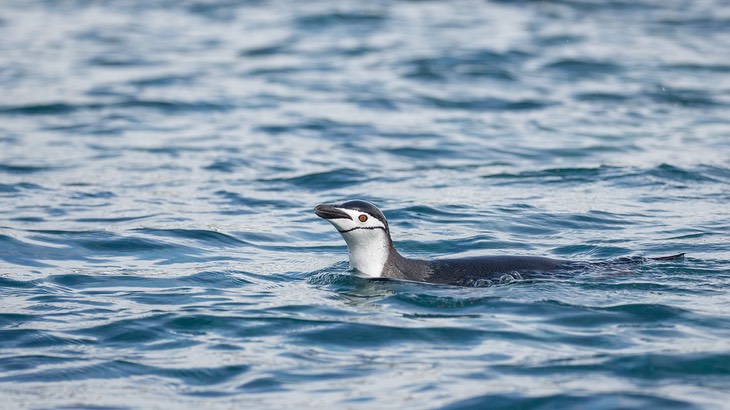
[1, 0, 730, 408]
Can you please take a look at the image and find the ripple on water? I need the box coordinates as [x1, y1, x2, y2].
[262, 168, 370, 191]
[308, 323, 489, 350]
[442, 392, 694, 410]
[483, 164, 730, 188]
[133, 228, 248, 248]
[542, 302, 693, 328]
[417, 95, 553, 111]
[212, 190, 297, 209]
[1, 358, 250, 387]
[0, 164, 59, 174]
[401, 49, 529, 81]
[0, 183, 40, 194]
[543, 59, 623, 79]
[1, 329, 94, 349]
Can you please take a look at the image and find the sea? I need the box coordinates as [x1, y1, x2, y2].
[1, 0, 729, 409]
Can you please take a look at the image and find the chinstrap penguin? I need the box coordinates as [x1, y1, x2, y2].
[315, 200, 684, 286]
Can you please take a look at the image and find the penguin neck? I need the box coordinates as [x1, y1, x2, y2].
[341, 230, 393, 278]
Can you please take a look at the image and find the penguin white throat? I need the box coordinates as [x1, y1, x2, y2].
[341, 225, 390, 278]
[314, 201, 392, 278]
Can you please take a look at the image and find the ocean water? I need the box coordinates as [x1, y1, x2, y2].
[1, 0, 730, 408]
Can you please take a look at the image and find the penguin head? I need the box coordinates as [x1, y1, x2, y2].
[315, 200, 390, 235]
[315, 200, 391, 277]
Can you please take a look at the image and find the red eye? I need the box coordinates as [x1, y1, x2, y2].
[359, 214, 368, 222]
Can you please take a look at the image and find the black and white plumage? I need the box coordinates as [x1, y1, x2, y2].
[315, 200, 685, 286]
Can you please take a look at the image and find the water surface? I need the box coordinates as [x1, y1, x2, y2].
[1, 0, 729, 408]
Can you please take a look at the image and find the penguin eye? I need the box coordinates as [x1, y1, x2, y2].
[358, 214, 368, 222]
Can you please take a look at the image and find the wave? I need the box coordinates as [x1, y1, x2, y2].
[0, 99, 233, 116]
[483, 164, 730, 186]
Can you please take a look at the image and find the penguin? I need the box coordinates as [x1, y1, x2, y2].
[315, 200, 684, 286]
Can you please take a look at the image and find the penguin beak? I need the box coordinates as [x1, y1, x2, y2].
[315, 204, 352, 220]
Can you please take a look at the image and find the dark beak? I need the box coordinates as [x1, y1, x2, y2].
[315, 204, 352, 220]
